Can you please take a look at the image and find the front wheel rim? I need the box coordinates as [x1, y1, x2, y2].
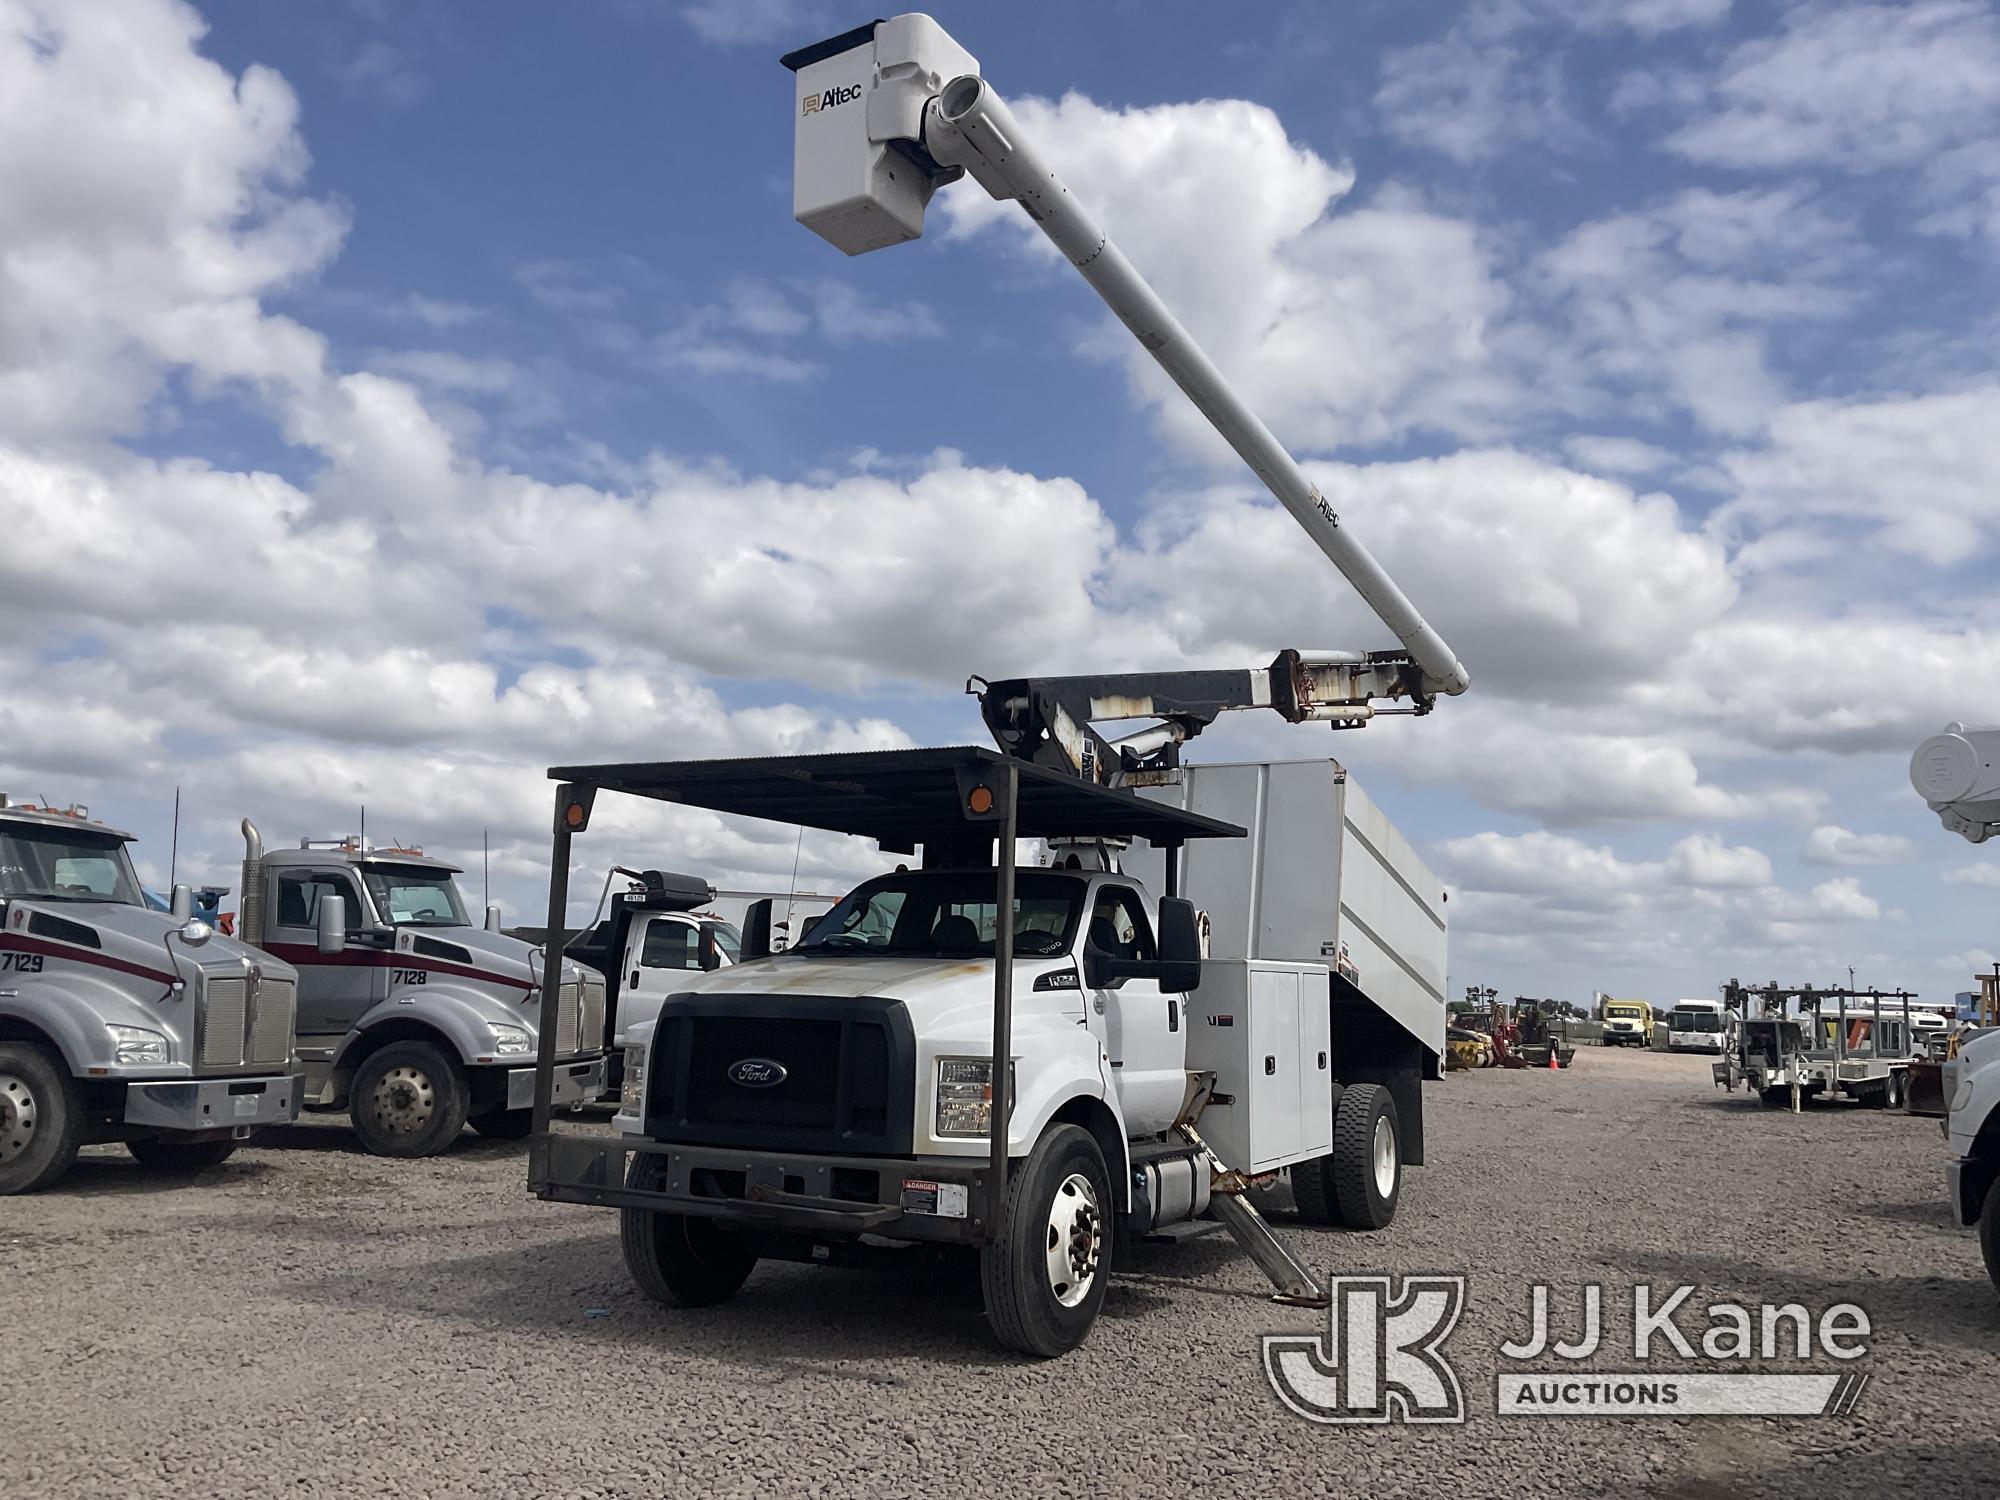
[1043, 1171, 1102, 1307]
[370, 1065, 437, 1134]
[0, 1073, 37, 1163]
[1371, 1114, 1397, 1198]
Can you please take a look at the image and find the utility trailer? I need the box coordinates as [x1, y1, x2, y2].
[525, 747, 1450, 1356]
[1714, 982, 1920, 1111]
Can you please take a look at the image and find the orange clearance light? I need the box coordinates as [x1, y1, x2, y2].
[564, 802, 586, 828]
[967, 785, 994, 815]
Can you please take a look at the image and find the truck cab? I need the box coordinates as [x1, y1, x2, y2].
[1945, 1027, 2000, 1292]
[1602, 999, 1653, 1047]
[236, 822, 606, 1157]
[0, 798, 301, 1194]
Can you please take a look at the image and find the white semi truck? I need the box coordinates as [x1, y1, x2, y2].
[0, 797, 301, 1194]
[529, 748, 1441, 1356]
[234, 823, 606, 1156]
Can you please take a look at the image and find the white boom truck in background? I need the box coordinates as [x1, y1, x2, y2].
[1911, 725, 2000, 1291]
[234, 823, 605, 1157]
[0, 797, 301, 1194]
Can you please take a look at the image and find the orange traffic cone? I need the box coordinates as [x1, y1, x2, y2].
[1547, 1048, 1559, 1071]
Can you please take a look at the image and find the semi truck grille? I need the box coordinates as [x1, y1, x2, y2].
[198, 978, 249, 1069]
[645, 996, 915, 1156]
[579, 979, 605, 1055]
[197, 974, 297, 1073]
[554, 981, 580, 1056]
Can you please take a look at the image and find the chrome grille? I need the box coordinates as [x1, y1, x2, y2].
[249, 977, 295, 1067]
[579, 978, 605, 1056]
[554, 980, 580, 1055]
[199, 978, 249, 1069]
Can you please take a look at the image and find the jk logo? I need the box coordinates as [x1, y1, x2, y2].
[1263, 1275, 1466, 1424]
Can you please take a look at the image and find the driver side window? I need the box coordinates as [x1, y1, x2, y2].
[276, 873, 364, 930]
[1087, 886, 1156, 963]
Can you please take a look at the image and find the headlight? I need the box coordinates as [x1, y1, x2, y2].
[488, 1023, 532, 1056]
[105, 1024, 168, 1066]
[619, 1045, 647, 1114]
[935, 1056, 1015, 1137]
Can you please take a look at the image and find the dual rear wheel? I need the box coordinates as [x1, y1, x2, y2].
[1291, 1082, 1402, 1231]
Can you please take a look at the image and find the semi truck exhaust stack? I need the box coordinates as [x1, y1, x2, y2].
[239, 818, 265, 947]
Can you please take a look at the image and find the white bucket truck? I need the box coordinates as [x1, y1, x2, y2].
[528, 748, 1443, 1357]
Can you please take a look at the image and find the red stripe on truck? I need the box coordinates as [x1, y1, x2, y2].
[0, 933, 177, 986]
[259, 942, 535, 992]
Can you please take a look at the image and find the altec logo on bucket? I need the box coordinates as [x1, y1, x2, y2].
[1265, 1278, 1872, 1424]
[802, 83, 863, 116]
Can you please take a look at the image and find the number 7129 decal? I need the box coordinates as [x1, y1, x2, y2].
[0, 952, 46, 973]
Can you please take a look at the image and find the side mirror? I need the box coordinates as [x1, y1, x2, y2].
[1155, 897, 1202, 993]
[170, 884, 194, 919]
[740, 899, 773, 962]
[485, 904, 503, 933]
[698, 926, 722, 971]
[317, 894, 347, 955]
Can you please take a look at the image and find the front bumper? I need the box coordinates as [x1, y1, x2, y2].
[122, 1074, 300, 1134]
[505, 1055, 605, 1112]
[530, 1135, 993, 1247]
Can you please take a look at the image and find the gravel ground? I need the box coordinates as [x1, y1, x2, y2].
[7, 1046, 1994, 1499]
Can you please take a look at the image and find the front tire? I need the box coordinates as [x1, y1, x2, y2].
[981, 1124, 1111, 1357]
[1980, 1177, 2000, 1297]
[126, 1137, 238, 1175]
[467, 1106, 534, 1140]
[349, 1040, 469, 1157]
[620, 1152, 756, 1307]
[0, 1043, 83, 1196]
[1331, 1083, 1401, 1230]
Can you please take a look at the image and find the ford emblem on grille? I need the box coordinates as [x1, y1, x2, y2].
[727, 1057, 787, 1088]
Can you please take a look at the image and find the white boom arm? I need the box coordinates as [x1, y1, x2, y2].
[1913, 723, 2000, 843]
[783, 15, 1471, 704]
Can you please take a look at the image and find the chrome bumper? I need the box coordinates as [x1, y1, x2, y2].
[123, 1074, 301, 1134]
[507, 1056, 605, 1112]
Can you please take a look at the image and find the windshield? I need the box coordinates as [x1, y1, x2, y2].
[1607, 1005, 1644, 1020]
[713, 922, 740, 960]
[0, 825, 143, 905]
[799, 871, 1084, 959]
[1670, 1009, 1721, 1031]
[361, 864, 467, 927]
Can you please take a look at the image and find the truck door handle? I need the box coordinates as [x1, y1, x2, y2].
[1167, 999, 1178, 1032]
[630, 969, 640, 989]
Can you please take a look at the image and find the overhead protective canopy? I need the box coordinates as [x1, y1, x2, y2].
[546, 746, 1247, 847]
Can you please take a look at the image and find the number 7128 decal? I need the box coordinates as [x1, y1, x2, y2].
[390, 967, 430, 985]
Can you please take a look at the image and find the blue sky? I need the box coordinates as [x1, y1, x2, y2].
[5, 0, 2000, 1005]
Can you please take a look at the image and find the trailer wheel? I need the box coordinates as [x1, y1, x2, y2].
[620, 1152, 756, 1307]
[0, 1043, 84, 1196]
[981, 1124, 1111, 1358]
[467, 1106, 534, 1140]
[1885, 1072, 1905, 1110]
[126, 1137, 238, 1175]
[1331, 1084, 1401, 1230]
[349, 1040, 469, 1157]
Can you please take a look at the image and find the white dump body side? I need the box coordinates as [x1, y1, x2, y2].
[1125, 759, 1447, 1059]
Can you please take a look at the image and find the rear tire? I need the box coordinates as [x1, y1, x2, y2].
[467, 1106, 534, 1140]
[1290, 1153, 1339, 1226]
[349, 1040, 469, 1157]
[126, 1137, 237, 1175]
[620, 1152, 756, 1307]
[1331, 1083, 1401, 1230]
[1886, 1072, 1905, 1110]
[0, 1043, 83, 1196]
[981, 1124, 1111, 1357]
